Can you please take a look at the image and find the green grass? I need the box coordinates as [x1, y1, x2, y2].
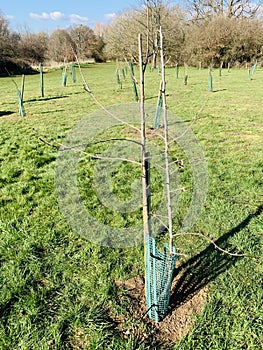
[0, 63, 262, 349]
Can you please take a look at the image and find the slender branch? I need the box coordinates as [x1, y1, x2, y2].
[146, 0, 150, 68]
[172, 232, 246, 257]
[169, 159, 184, 167]
[153, 213, 169, 219]
[152, 218, 245, 257]
[33, 129, 143, 149]
[88, 138, 143, 147]
[5, 68, 19, 89]
[171, 251, 189, 257]
[136, 0, 152, 72]
[72, 48, 141, 133]
[170, 187, 186, 193]
[151, 213, 169, 232]
[151, 129, 165, 141]
[32, 128, 141, 165]
[169, 99, 209, 145]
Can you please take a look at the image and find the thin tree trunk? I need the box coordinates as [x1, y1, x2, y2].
[138, 33, 151, 239]
[159, 27, 173, 253]
[220, 0, 224, 14]
[227, 0, 234, 17]
[152, 32, 158, 69]
[146, 0, 150, 63]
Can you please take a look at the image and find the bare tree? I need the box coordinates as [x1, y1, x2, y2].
[19, 31, 48, 64]
[137, 0, 186, 66]
[104, 9, 144, 61]
[48, 29, 75, 63]
[0, 14, 25, 74]
[104, 1, 185, 65]
[186, 0, 263, 19]
[184, 15, 263, 66]
[70, 25, 97, 60]
[227, 0, 263, 17]
[0, 14, 13, 62]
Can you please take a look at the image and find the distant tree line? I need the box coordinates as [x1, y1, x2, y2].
[1, 0, 263, 74]
[0, 15, 105, 75]
[104, 0, 263, 67]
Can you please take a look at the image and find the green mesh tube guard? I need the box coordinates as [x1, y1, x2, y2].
[154, 94, 163, 129]
[145, 236, 176, 322]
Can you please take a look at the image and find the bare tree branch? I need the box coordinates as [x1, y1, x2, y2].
[187, 0, 262, 19]
[169, 98, 209, 145]
[72, 47, 141, 133]
[172, 232, 246, 257]
[32, 128, 141, 165]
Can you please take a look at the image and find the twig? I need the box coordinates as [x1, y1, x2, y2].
[72, 48, 141, 133]
[33, 129, 143, 149]
[5, 68, 18, 89]
[151, 213, 169, 232]
[169, 98, 209, 145]
[170, 187, 186, 193]
[151, 214, 189, 257]
[32, 128, 141, 165]
[90, 138, 142, 147]
[172, 232, 246, 257]
[172, 252, 189, 257]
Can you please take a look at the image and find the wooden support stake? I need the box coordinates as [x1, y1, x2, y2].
[184, 63, 188, 85]
[62, 72, 67, 87]
[40, 63, 44, 98]
[219, 61, 223, 77]
[160, 26, 174, 254]
[176, 64, 179, 79]
[71, 62, 76, 83]
[208, 68, 213, 92]
[21, 75, 25, 102]
[138, 33, 151, 239]
[17, 89, 25, 117]
[154, 80, 163, 129]
[128, 61, 139, 102]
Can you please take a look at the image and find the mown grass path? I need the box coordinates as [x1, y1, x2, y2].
[0, 63, 262, 349]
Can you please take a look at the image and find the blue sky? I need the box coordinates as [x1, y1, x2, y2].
[0, 0, 145, 33]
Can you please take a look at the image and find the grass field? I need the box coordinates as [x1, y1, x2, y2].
[0, 63, 262, 349]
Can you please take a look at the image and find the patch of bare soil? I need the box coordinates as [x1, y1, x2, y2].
[114, 275, 207, 349]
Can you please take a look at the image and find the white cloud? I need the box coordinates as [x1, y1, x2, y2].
[30, 12, 48, 20]
[29, 11, 90, 24]
[104, 13, 116, 21]
[29, 11, 65, 21]
[69, 14, 89, 24]
[5, 15, 14, 20]
[50, 11, 65, 21]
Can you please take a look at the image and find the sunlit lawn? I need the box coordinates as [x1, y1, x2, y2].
[0, 63, 262, 349]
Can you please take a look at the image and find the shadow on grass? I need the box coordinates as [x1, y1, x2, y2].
[145, 94, 174, 102]
[0, 111, 13, 117]
[169, 204, 263, 311]
[26, 95, 69, 103]
[35, 109, 65, 115]
[212, 88, 227, 93]
[145, 95, 159, 101]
